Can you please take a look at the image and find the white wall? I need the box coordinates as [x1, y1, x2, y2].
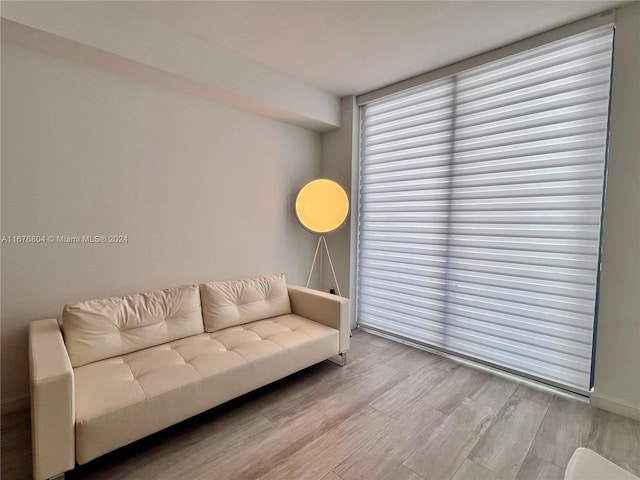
[1, 2, 341, 131]
[1, 43, 321, 411]
[591, 1, 640, 420]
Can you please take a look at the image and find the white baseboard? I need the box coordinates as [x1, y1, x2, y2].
[590, 392, 640, 420]
[1, 393, 29, 415]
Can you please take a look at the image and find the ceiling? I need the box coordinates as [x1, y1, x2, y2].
[123, 1, 627, 97]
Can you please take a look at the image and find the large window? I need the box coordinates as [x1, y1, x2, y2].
[357, 26, 614, 394]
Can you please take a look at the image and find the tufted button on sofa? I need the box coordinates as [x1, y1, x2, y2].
[29, 274, 349, 480]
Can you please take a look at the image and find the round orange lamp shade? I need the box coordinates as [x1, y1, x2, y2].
[295, 179, 349, 234]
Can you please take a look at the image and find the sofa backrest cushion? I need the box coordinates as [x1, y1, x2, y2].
[62, 284, 204, 367]
[200, 273, 291, 332]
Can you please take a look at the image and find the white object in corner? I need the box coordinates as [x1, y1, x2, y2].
[565, 448, 639, 480]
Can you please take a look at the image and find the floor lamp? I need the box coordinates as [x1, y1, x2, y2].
[295, 178, 349, 296]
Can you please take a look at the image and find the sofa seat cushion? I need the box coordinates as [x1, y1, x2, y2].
[73, 314, 339, 464]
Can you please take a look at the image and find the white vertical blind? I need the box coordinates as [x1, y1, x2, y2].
[357, 26, 614, 393]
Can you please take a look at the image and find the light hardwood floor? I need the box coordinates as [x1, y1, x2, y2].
[2, 329, 639, 480]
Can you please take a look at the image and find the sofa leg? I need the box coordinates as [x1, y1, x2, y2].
[328, 352, 347, 367]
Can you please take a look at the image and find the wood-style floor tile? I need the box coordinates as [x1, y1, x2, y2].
[529, 395, 592, 467]
[1, 409, 31, 480]
[470, 374, 519, 412]
[403, 398, 495, 480]
[585, 407, 640, 476]
[257, 360, 371, 425]
[321, 472, 344, 480]
[257, 406, 392, 480]
[420, 364, 489, 414]
[387, 465, 425, 480]
[335, 402, 444, 480]
[451, 459, 507, 480]
[514, 452, 565, 480]
[345, 331, 389, 367]
[512, 383, 553, 406]
[312, 363, 408, 422]
[468, 393, 549, 479]
[368, 361, 456, 418]
[192, 408, 333, 479]
[385, 343, 447, 376]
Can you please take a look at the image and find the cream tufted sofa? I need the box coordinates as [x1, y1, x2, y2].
[28, 274, 349, 480]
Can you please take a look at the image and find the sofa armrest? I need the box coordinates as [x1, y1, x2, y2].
[29, 318, 75, 480]
[288, 286, 350, 353]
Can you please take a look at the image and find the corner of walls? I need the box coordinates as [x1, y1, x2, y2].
[591, 1, 640, 420]
[320, 96, 358, 327]
[590, 392, 640, 421]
